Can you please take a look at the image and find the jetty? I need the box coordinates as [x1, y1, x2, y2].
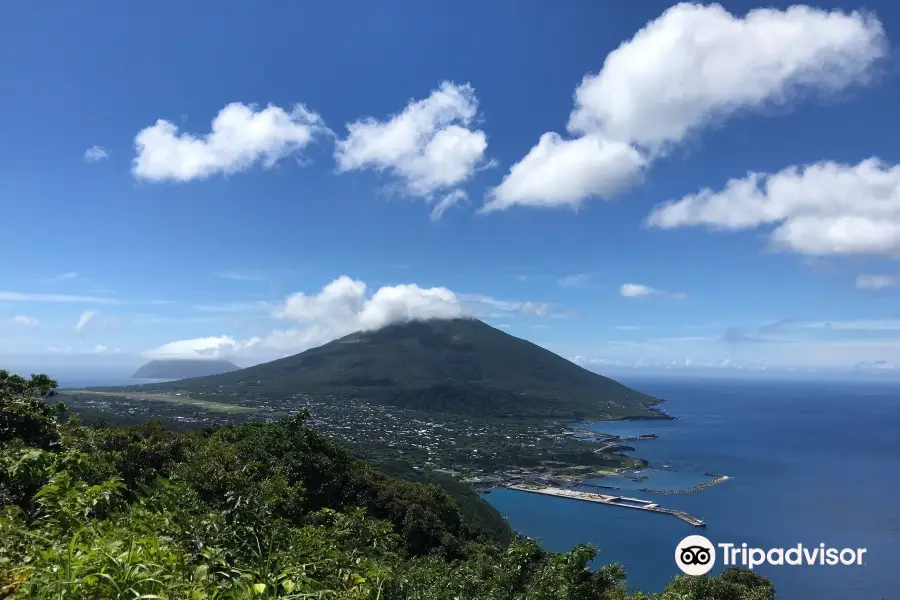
[506, 484, 706, 527]
[639, 475, 730, 495]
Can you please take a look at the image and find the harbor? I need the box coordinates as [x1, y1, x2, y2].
[505, 484, 707, 527]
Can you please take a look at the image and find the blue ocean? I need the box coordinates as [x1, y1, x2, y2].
[484, 377, 900, 599]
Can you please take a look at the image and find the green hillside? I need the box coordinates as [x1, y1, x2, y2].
[136, 318, 666, 420]
[0, 370, 775, 599]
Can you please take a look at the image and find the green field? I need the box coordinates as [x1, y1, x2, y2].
[60, 389, 257, 414]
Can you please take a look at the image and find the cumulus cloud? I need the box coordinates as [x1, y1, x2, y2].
[620, 283, 685, 300]
[10, 315, 39, 326]
[143, 277, 565, 361]
[567, 4, 884, 148]
[143, 335, 260, 360]
[646, 158, 900, 257]
[335, 82, 489, 218]
[83, 146, 109, 162]
[133, 102, 330, 182]
[856, 274, 900, 290]
[620, 284, 653, 298]
[146, 276, 469, 360]
[279, 276, 466, 332]
[483, 134, 645, 212]
[75, 310, 98, 332]
[486, 3, 884, 212]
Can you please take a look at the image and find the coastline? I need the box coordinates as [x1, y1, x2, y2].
[561, 415, 732, 496]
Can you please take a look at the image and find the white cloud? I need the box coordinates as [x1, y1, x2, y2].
[335, 82, 489, 217]
[457, 294, 553, 317]
[75, 310, 98, 332]
[278, 276, 465, 333]
[856, 274, 900, 290]
[620, 284, 653, 298]
[10, 315, 39, 326]
[146, 277, 468, 360]
[256, 328, 330, 354]
[83, 146, 109, 162]
[646, 158, 900, 257]
[430, 190, 467, 222]
[0, 292, 120, 304]
[486, 3, 884, 212]
[483, 134, 645, 212]
[144, 277, 563, 361]
[133, 102, 329, 182]
[143, 335, 259, 360]
[567, 4, 883, 148]
[559, 273, 592, 288]
[620, 283, 685, 300]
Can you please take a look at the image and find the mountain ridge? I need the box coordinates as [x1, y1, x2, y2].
[131, 318, 666, 420]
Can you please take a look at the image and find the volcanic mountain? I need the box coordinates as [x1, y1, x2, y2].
[140, 318, 665, 420]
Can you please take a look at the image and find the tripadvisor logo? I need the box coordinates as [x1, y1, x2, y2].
[675, 535, 868, 575]
[675, 535, 716, 576]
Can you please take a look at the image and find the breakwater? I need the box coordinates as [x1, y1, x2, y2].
[506, 484, 706, 527]
[639, 474, 730, 495]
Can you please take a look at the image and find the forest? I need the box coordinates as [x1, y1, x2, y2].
[0, 369, 775, 599]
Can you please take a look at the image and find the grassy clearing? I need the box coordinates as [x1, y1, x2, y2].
[60, 389, 257, 413]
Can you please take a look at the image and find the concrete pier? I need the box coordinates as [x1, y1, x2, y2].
[506, 484, 706, 527]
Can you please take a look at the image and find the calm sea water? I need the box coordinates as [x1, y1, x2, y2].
[484, 377, 900, 599]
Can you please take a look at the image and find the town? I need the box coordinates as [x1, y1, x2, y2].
[57, 387, 648, 485]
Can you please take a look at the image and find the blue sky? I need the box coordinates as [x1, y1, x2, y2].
[2, 0, 900, 376]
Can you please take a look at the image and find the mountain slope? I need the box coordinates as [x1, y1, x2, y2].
[133, 359, 239, 379]
[141, 318, 665, 420]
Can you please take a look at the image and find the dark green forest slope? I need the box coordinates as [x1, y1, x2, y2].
[0, 369, 778, 599]
[124, 319, 666, 420]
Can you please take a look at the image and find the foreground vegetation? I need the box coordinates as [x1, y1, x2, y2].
[0, 369, 777, 599]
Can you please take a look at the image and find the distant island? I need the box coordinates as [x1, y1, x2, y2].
[132, 359, 239, 380]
